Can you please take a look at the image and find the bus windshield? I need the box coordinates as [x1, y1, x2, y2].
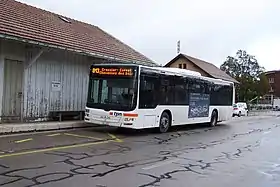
[86, 66, 138, 111]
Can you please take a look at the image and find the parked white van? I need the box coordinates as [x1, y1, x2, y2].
[233, 102, 248, 117]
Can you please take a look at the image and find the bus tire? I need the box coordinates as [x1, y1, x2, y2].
[209, 110, 218, 127]
[158, 111, 171, 133]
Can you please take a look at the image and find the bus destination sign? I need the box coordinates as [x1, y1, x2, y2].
[91, 67, 134, 77]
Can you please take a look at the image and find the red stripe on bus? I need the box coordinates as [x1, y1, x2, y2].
[123, 113, 138, 117]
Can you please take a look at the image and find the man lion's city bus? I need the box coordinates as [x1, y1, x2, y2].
[84, 63, 235, 133]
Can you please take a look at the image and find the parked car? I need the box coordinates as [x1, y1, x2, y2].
[233, 102, 248, 117]
[273, 99, 280, 111]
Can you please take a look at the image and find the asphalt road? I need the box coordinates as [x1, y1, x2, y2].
[0, 113, 280, 187]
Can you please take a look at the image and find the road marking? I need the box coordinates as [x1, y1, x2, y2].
[64, 133, 103, 140]
[257, 170, 274, 178]
[263, 131, 271, 135]
[47, 133, 61, 137]
[15, 138, 33, 144]
[108, 133, 123, 142]
[142, 159, 180, 170]
[0, 127, 95, 138]
[0, 138, 123, 159]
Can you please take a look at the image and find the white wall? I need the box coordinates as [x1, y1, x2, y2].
[23, 49, 92, 119]
[0, 40, 4, 120]
[0, 40, 26, 121]
[0, 39, 95, 120]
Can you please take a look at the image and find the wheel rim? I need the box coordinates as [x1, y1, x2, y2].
[160, 116, 169, 131]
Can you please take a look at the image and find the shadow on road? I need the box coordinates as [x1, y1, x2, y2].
[84, 122, 231, 137]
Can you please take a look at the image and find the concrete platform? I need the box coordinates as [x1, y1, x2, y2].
[248, 110, 280, 117]
[0, 121, 94, 134]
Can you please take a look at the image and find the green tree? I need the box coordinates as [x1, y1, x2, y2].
[257, 73, 270, 96]
[220, 50, 269, 102]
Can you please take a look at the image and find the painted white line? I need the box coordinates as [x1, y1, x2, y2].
[15, 138, 33, 143]
[0, 127, 94, 138]
[46, 133, 61, 137]
[64, 133, 102, 140]
[263, 131, 271, 135]
[142, 159, 180, 170]
[257, 170, 274, 179]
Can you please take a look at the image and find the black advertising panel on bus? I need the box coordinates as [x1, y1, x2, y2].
[89, 65, 138, 78]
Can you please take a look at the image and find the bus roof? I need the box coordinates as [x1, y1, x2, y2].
[153, 67, 202, 76]
[92, 63, 234, 85]
[141, 65, 234, 86]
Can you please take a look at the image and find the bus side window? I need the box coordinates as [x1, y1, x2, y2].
[210, 84, 233, 106]
[139, 73, 159, 109]
[188, 78, 200, 93]
[174, 76, 188, 105]
[159, 75, 175, 105]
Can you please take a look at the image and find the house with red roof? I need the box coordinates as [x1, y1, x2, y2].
[165, 53, 238, 83]
[0, 0, 156, 122]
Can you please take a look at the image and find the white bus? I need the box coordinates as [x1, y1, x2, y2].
[85, 63, 235, 133]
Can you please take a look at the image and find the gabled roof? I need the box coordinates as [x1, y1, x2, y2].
[0, 0, 156, 66]
[165, 53, 238, 83]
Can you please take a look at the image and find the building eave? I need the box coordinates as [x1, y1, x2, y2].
[164, 54, 183, 67]
[265, 70, 280, 75]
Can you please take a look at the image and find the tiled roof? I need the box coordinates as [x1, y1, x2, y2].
[0, 0, 156, 66]
[165, 53, 238, 83]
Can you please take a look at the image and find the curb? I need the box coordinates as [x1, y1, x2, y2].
[0, 121, 96, 135]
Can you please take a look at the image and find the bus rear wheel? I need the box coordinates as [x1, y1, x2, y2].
[158, 112, 171, 133]
[209, 110, 218, 127]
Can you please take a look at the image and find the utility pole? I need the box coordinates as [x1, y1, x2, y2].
[177, 40, 180, 54]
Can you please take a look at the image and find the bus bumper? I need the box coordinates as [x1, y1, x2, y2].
[84, 117, 122, 127]
[84, 108, 139, 129]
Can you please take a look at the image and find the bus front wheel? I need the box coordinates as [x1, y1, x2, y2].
[158, 112, 171, 133]
[209, 110, 218, 127]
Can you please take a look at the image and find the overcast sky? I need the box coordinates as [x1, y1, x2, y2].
[19, 0, 280, 70]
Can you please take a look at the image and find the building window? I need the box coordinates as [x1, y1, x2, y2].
[178, 64, 182, 68]
[183, 64, 187, 69]
[269, 78, 274, 83]
[269, 87, 274, 92]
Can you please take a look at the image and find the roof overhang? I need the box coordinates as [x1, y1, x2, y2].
[164, 53, 184, 67]
[265, 70, 280, 75]
[0, 33, 159, 67]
